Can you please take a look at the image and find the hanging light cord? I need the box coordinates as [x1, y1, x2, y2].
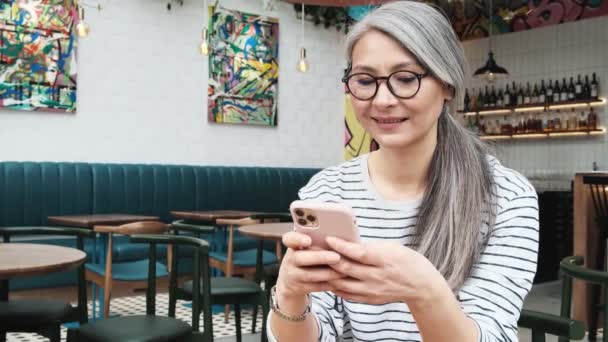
[488, 0, 493, 52]
[301, 3, 305, 47]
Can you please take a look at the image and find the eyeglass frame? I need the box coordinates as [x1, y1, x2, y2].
[341, 67, 429, 101]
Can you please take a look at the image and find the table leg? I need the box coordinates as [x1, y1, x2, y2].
[275, 242, 283, 263]
[0, 280, 8, 301]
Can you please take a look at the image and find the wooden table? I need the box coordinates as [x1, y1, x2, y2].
[572, 172, 608, 327]
[170, 210, 260, 224]
[0, 243, 86, 280]
[238, 223, 293, 263]
[47, 214, 160, 228]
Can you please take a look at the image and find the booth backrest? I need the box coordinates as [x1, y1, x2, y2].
[0, 162, 320, 226]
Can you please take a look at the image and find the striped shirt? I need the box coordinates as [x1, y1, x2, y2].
[269, 154, 539, 342]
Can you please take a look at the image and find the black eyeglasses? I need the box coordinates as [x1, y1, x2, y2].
[342, 70, 428, 101]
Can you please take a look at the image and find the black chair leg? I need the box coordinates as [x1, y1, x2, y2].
[260, 294, 269, 342]
[252, 304, 258, 333]
[39, 325, 61, 342]
[234, 304, 242, 342]
[0, 329, 6, 342]
[169, 292, 177, 318]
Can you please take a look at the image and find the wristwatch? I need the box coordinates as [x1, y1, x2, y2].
[269, 285, 311, 322]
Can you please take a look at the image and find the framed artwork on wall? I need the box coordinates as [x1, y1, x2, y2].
[0, 0, 77, 112]
[207, 6, 279, 126]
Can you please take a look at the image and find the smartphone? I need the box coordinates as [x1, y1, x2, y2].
[290, 200, 360, 250]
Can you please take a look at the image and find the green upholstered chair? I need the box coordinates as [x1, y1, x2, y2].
[0, 227, 94, 342]
[560, 255, 608, 342]
[168, 223, 269, 342]
[85, 221, 170, 319]
[67, 233, 212, 342]
[518, 309, 585, 342]
[583, 175, 608, 341]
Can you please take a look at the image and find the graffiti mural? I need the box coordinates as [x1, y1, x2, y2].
[344, 92, 378, 161]
[208, 6, 279, 126]
[0, 0, 77, 112]
[437, 0, 608, 41]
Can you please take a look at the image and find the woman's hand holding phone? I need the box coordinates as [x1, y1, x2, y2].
[275, 231, 344, 306]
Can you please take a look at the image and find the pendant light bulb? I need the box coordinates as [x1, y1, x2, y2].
[76, 6, 90, 38]
[199, 27, 210, 56]
[297, 47, 309, 73]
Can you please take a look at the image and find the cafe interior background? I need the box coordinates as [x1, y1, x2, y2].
[0, 0, 607, 341]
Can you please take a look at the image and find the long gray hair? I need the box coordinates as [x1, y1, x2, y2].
[345, 1, 496, 291]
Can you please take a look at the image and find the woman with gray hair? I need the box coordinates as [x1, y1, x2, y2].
[269, 1, 538, 341]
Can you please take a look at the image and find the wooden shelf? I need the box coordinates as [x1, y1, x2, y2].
[480, 128, 606, 140]
[458, 97, 605, 116]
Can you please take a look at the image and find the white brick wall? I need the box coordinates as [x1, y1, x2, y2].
[462, 16, 608, 190]
[0, 0, 345, 168]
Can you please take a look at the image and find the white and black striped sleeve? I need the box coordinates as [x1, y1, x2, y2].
[459, 190, 539, 342]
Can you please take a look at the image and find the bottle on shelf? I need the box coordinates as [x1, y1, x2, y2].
[584, 75, 591, 99]
[464, 89, 470, 112]
[575, 74, 583, 99]
[541, 110, 548, 132]
[483, 86, 490, 107]
[524, 82, 531, 104]
[568, 108, 577, 130]
[517, 84, 524, 105]
[476, 88, 484, 110]
[503, 84, 511, 106]
[553, 80, 561, 103]
[497, 88, 504, 107]
[532, 84, 539, 104]
[546, 79, 554, 104]
[560, 78, 568, 102]
[587, 107, 598, 130]
[539, 80, 546, 104]
[579, 111, 588, 130]
[568, 77, 575, 100]
[511, 82, 518, 106]
[554, 110, 562, 130]
[591, 72, 599, 98]
[490, 86, 497, 108]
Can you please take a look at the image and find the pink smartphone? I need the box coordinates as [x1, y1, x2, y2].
[290, 200, 360, 250]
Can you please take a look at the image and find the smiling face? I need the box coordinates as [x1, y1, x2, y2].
[348, 29, 452, 151]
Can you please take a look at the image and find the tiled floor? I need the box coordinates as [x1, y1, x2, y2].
[5, 281, 597, 342]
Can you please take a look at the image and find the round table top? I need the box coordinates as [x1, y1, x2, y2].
[0, 243, 86, 279]
[238, 223, 293, 241]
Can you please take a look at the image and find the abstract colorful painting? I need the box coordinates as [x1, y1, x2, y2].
[207, 6, 279, 126]
[0, 0, 77, 112]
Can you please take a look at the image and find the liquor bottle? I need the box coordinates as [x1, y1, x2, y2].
[583, 75, 591, 99]
[591, 72, 599, 98]
[541, 110, 548, 132]
[539, 80, 546, 104]
[579, 111, 588, 130]
[532, 84, 539, 104]
[484, 86, 490, 107]
[554, 110, 562, 130]
[568, 109, 577, 130]
[568, 77, 575, 100]
[553, 80, 560, 103]
[464, 89, 470, 112]
[503, 84, 511, 106]
[587, 107, 598, 130]
[511, 82, 518, 106]
[490, 86, 497, 108]
[518, 114, 524, 133]
[523, 83, 531, 104]
[497, 89, 504, 107]
[560, 78, 568, 102]
[476, 88, 484, 110]
[517, 85, 524, 105]
[575, 74, 583, 99]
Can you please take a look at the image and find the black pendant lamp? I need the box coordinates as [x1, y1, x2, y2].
[473, 0, 509, 82]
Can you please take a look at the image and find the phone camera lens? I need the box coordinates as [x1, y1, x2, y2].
[295, 209, 305, 217]
[307, 215, 316, 222]
[297, 218, 307, 226]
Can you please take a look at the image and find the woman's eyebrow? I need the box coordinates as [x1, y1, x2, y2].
[351, 61, 416, 73]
